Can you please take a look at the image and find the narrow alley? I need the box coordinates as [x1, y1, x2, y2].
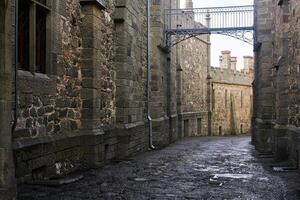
[18, 136, 299, 200]
[1, 0, 300, 199]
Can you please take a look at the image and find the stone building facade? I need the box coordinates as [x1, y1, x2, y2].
[253, 0, 300, 167]
[211, 51, 254, 136]
[179, 36, 210, 137]
[0, 0, 211, 193]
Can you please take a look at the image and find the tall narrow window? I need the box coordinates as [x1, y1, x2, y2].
[225, 89, 228, 108]
[18, 0, 50, 73]
[212, 89, 215, 110]
[18, 0, 30, 71]
[197, 118, 202, 135]
[36, 3, 47, 73]
[241, 91, 243, 108]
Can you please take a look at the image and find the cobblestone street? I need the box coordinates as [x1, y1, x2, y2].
[18, 136, 299, 200]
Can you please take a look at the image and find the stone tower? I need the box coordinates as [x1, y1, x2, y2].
[185, 0, 193, 9]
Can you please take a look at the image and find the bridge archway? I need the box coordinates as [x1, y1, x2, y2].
[164, 5, 255, 47]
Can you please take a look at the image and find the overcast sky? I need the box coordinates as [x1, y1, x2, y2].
[180, 0, 254, 70]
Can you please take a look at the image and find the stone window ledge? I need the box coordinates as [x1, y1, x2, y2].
[18, 70, 51, 80]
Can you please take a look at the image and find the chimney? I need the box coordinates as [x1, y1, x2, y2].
[185, 0, 194, 9]
[220, 50, 231, 69]
[243, 56, 254, 73]
[230, 57, 237, 71]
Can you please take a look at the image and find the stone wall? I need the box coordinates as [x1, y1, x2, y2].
[150, 0, 180, 147]
[253, 0, 300, 167]
[0, 0, 16, 198]
[5, 0, 212, 185]
[114, 0, 147, 125]
[14, 1, 84, 139]
[252, 0, 274, 152]
[286, 0, 300, 127]
[13, 0, 118, 182]
[179, 36, 210, 136]
[211, 52, 253, 136]
[81, 0, 116, 130]
[12, 0, 150, 182]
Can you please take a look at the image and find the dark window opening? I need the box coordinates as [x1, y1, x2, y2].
[240, 124, 243, 134]
[18, 0, 49, 74]
[241, 91, 243, 108]
[225, 89, 228, 108]
[18, 0, 30, 71]
[184, 119, 189, 137]
[212, 89, 215, 110]
[197, 118, 202, 135]
[219, 126, 222, 136]
[36, 4, 47, 73]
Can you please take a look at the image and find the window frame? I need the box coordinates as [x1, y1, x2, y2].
[18, 0, 52, 74]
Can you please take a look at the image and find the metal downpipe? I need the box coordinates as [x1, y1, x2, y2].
[147, 0, 155, 150]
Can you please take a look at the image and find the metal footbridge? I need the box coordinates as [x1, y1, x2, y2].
[164, 5, 255, 47]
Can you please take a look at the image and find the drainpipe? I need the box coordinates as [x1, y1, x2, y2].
[147, 0, 155, 150]
[12, 0, 18, 133]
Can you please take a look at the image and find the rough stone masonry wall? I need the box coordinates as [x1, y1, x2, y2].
[13, 0, 120, 182]
[286, 0, 300, 127]
[13, 0, 85, 182]
[15, 1, 83, 139]
[179, 36, 209, 137]
[211, 68, 253, 136]
[270, 0, 300, 163]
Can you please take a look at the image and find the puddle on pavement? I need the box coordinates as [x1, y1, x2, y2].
[193, 164, 227, 172]
[257, 177, 269, 181]
[134, 178, 148, 182]
[213, 174, 253, 179]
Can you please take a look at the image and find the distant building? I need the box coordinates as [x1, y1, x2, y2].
[210, 51, 254, 136]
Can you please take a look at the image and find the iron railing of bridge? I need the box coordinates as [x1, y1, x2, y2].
[164, 5, 255, 47]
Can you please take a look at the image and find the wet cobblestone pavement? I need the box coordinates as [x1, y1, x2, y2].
[18, 136, 300, 200]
